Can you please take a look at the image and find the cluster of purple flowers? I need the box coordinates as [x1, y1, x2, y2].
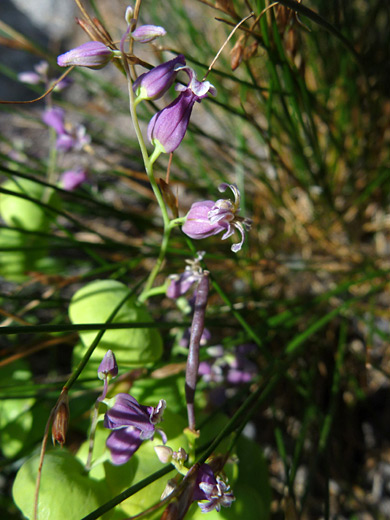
[55, 11, 252, 251]
[18, 60, 72, 91]
[41, 106, 90, 191]
[97, 350, 235, 514]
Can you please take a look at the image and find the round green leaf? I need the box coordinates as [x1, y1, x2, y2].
[0, 177, 58, 232]
[69, 280, 163, 369]
[0, 228, 45, 281]
[12, 449, 111, 520]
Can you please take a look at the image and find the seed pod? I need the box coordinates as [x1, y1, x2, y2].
[51, 390, 69, 447]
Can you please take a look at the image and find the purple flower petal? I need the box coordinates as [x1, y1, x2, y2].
[106, 427, 143, 465]
[133, 55, 185, 100]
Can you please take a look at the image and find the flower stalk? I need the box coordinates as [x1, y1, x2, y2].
[185, 273, 210, 432]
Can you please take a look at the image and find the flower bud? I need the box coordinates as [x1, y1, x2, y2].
[133, 55, 186, 101]
[155, 445, 173, 463]
[125, 5, 134, 24]
[148, 91, 197, 154]
[57, 41, 113, 69]
[98, 349, 118, 380]
[131, 24, 166, 43]
[148, 68, 215, 154]
[18, 72, 41, 85]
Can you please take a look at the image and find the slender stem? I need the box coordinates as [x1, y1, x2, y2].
[138, 225, 171, 301]
[120, 35, 170, 229]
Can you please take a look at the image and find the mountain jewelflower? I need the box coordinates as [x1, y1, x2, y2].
[104, 393, 167, 465]
[57, 41, 114, 69]
[193, 464, 235, 513]
[182, 183, 252, 252]
[133, 54, 186, 102]
[148, 67, 216, 154]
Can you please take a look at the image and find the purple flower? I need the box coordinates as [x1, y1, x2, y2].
[147, 67, 216, 154]
[42, 106, 66, 135]
[42, 107, 91, 152]
[60, 169, 88, 191]
[133, 55, 186, 102]
[104, 394, 166, 465]
[131, 24, 166, 43]
[193, 464, 235, 513]
[18, 61, 49, 85]
[57, 41, 113, 69]
[182, 183, 252, 252]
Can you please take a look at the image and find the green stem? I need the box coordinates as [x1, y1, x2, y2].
[139, 225, 171, 302]
[121, 37, 177, 299]
[121, 53, 170, 229]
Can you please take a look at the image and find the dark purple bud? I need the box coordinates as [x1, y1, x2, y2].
[60, 169, 88, 191]
[98, 349, 118, 380]
[57, 41, 113, 69]
[131, 24, 166, 43]
[147, 90, 197, 154]
[133, 55, 186, 101]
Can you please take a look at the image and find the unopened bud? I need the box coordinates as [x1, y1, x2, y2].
[98, 350, 118, 380]
[131, 25, 166, 43]
[155, 445, 173, 463]
[125, 6, 134, 24]
[57, 41, 113, 69]
[52, 391, 69, 447]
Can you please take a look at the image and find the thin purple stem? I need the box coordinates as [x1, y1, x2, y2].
[185, 273, 209, 431]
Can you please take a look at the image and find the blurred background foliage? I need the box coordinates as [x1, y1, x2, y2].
[1, 0, 390, 518]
